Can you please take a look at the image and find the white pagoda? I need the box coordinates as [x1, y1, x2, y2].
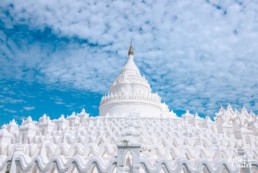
[0, 46, 257, 173]
[100, 45, 169, 118]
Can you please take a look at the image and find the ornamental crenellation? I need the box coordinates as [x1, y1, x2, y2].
[0, 45, 257, 172]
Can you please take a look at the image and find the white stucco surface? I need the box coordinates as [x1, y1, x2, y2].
[0, 46, 257, 173]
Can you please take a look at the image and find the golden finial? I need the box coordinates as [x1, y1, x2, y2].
[128, 39, 133, 55]
[128, 45, 133, 55]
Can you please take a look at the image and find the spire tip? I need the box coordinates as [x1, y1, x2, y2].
[128, 42, 133, 56]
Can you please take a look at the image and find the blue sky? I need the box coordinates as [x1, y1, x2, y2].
[0, 0, 258, 125]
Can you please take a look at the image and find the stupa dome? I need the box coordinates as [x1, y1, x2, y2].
[99, 45, 169, 117]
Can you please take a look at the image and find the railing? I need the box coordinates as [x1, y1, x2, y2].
[1, 155, 258, 173]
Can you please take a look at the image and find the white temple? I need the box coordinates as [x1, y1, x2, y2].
[0, 46, 258, 173]
[100, 45, 169, 118]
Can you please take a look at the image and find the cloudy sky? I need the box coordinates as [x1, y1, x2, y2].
[0, 0, 258, 125]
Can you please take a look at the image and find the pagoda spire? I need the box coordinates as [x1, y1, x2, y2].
[128, 40, 133, 56]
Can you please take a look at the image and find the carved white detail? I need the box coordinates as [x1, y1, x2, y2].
[0, 47, 257, 173]
[99, 46, 169, 118]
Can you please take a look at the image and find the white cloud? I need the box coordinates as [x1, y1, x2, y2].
[0, 97, 24, 104]
[4, 109, 17, 113]
[0, 0, 258, 115]
[13, 115, 27, 121]
[23, 106, 35, 111]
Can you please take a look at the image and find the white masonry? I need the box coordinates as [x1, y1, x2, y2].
[0, 46, 257, 173]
